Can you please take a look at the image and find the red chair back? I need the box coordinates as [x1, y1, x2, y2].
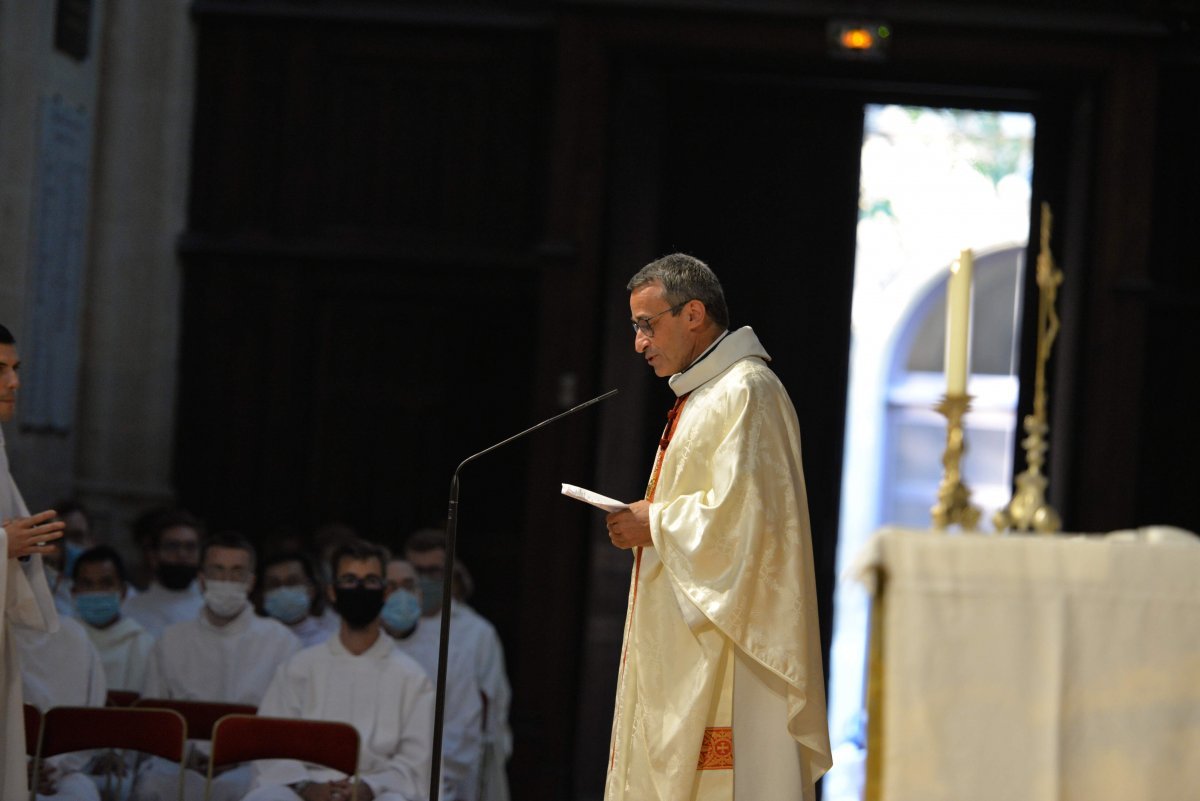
[37, 705, 188, 761]
[133, 697, 257, 740]
[209, 714, 359, 775]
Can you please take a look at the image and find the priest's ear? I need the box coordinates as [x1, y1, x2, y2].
[683, 298, 711, 331]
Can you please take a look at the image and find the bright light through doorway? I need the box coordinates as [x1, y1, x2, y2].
[823, 104, 1036, 801]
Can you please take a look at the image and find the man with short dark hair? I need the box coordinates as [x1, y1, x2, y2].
[257, 551, 338, 647]
[603, 254, 831, 800]
[247, 538, 434, 801]
[136, 532, 301, 801]
[0, 322, 65, 799]
[122, 509, 206, 638]
[71, 545, 155, 692]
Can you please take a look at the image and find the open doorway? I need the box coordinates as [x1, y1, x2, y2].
[824, 104, 1036, 800]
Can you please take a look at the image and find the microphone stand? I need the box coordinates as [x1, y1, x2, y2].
[428, 388, 618, 801]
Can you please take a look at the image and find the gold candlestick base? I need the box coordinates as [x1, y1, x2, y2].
[931, 393, 982, 532]
[993, 414, 1062, 534]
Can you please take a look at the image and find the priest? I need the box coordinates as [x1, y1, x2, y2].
[0, 323, 64, 799]
[603, 255, 831, 801]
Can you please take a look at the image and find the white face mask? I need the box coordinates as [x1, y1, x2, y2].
[203, 579, 249, 618]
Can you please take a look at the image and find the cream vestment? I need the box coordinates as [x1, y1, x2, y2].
[605, 327, 831, 801]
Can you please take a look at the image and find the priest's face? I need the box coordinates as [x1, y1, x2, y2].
[0, 343, 19, 423]
[630, 282, 696, 378]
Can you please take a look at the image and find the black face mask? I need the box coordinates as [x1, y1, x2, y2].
[156, 562, 199, 591]
[334, 586, 385, 629]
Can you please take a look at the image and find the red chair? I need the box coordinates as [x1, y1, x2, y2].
[106, 689, 140, 707]
[207, 714, 360, 801]
[32, 706, 187, 801]
[132, 697, 257, 741]
[23, 704, 41, 757]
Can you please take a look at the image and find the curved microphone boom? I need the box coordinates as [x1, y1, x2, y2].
[429, 388, 618, 801]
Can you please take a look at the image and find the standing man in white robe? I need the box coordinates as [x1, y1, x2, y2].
[604, 254, 831, 800]
[122, 510, 206, 638]
[247, 538, 435, 801]
[0, 323, 64, 799]
[135, 532, 301, 801]
[383, 558, 482, 801]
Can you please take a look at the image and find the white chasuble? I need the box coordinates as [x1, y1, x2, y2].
[1, 423, 59, 800]
[605, 327, 831, 801]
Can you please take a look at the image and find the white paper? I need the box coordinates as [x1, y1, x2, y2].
[561, 483, 629, 513]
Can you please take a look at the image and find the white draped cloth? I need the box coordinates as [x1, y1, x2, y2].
[395, 614, 484, 801]
[605, 327, 831, 801]
[855, 527, 1200, 801]
[122, 581, 204, 640]
[16, 615, 106, 801]
[247, 632, 435, 801]
[1, 423, 59, 799]
[81, 615, 155, 693]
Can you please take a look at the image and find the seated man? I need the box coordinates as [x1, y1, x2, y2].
[383, 558, 482, 801]
[135, 532, 301, 801]
[122, 510, 206, 638]
[71, 545, 155, 693]
[406, 530, 511, 801]
[246, 538, 435, 801]
[257, 551, 339, 647]
[16, 613, 106, 800]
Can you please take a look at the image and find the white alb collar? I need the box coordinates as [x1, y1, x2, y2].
[668, 326, 770, 397]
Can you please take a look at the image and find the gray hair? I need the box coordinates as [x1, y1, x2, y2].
[626, 253, 730, 329]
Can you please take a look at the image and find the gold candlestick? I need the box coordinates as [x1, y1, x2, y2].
[995, 202, 1063, 534]
[931, 393, 982, 531]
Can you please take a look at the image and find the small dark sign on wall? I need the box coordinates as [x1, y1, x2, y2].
[54, 0, 92, 62]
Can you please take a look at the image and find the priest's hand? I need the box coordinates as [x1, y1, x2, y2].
[3, 509, 64, 559]
[606, 501, 653, 550]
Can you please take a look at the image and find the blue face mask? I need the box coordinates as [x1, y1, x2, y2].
[263, 586, 311, 625]
[381, 589, 422, 634]
[417, 575, 444, 616]
[74, 591, 121, 628]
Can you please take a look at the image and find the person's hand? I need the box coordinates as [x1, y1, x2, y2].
[185, 750, 209, 774]
[328, 778, 372, 801]
[297, 781, 341, 801]
[89, 750, 128, 778]
[35, 760, 59, 795]
[606, 501, 653, 550]
[3, 509, 64, 559]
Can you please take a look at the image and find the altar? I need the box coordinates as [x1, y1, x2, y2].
[856, 527, 1200, 801]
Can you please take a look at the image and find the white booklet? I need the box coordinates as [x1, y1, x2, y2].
[561, 483, 630, 512]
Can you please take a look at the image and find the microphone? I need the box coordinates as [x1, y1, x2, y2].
[428, 388, 618, 801]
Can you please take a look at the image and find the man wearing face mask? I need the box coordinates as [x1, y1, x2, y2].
[383, 558, 482, 801]
[122, 510, 206, 639]
[258, 551, 339, 647]
[405, 529, 511, 801]
[247, 539, 434, 801]
[136, 532, 301, 801]
[71, 545, 154, 693]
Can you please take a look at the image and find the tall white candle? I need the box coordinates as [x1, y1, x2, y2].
[945, 249, 973, 395]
